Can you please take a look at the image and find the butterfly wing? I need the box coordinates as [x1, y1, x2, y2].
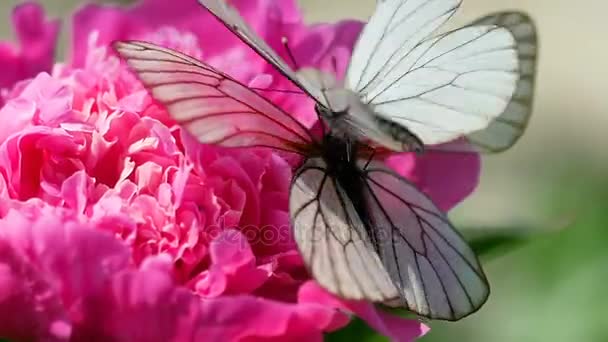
[289, 156, 401, 302]
[113, 41, 314, 154]
[353, 23, 519, 146]
[361, 161, 489, 320]
[345, 0, 535, 151]
[290, 155, 488, 320]
[459, 12, 538, 153]
[346, 0, 462, 92]
[197, 0, 330, 106]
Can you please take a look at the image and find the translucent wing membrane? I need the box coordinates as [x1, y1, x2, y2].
[361, 162, 489, 320]
[462, 12, 538, 152]
[113, 41, 313, 154]
[345, 0, 537, 152]
[290, 157, 401, 302]
[290, 156, 488, 320]
[197, 0, 329, 106]
[359, 24, 519, 146]
[346, 0, 462, 92]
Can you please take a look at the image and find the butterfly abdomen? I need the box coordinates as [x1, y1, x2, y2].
[320, 135, 377, 247]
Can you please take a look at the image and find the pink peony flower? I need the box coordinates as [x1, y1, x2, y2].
[0, 0, 481, 340]
[0, 206, 353, 341]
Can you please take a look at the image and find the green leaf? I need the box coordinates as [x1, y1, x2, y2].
[464, 227, 531, 260]
[461, 222, 568, 260]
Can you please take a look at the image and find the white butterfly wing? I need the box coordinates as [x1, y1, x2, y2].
[346, 0, 462, 92]
[345, 0, 537, 151]
[290, 155, 488, 320]
[361, 162, 489, 320]
[460, 12, 537, 152]
[355, 23, 519, 146]
[113, 41, 313, 154]
[197, 0, 329, 107]
[290, 157, 401, 302]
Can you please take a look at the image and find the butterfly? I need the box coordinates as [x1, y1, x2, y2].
[113, 0, 537, 321]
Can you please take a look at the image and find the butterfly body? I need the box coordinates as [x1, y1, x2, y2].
[314, 95, 425, 153]
[318, 132, 385, 248]
[318, 134, 365, 205]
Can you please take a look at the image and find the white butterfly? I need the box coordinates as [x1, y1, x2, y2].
[113, 0, 537, 321]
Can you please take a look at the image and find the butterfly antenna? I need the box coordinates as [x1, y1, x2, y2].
[281, 37, 300, 70]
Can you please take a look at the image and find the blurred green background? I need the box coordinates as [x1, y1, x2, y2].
[1, 0, 607, 341]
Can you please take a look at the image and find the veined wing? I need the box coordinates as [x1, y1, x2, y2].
[361, 161, 489, 320]
[113, 41, 314, 154]
[461, 12, 538, 153]
[197, 0, 330, 107]
[355, 23, 520, 147]
[289, 157, 400, 302]
[346, 0, 462, 92]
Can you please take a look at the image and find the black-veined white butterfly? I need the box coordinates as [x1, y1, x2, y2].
[113, 0, 537, 321]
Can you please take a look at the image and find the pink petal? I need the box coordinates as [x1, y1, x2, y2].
[299, 281, 429, 341]
[195, 229, 270, 297]
[103, 255, 198, 342]
[386, 142, 481, 211]
[0, 207, 131, 340]
[0, 98, 36, 142]
[0, 72, 73, 141]
[60, 170, 93, 214]
[105, 255, 346, 341]
[209, 155, 260, 227]
[0, 239, 71, 342]
[0, 208, 131, 300]
[195, 295, 349, 341]
[291, 20, 364, 79]
[71, 0, 298, 69]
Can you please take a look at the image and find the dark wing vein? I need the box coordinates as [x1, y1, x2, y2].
[348, 0, 462, 93]
[366, 26, 502, 102]
[360, 163, 489, 320]
[113, 40, 314, 153]
[289, 157, 399, 302]
[330, 177, 384, 297]
[365, 168, 486, 276]
[359, 1, 462, 93]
